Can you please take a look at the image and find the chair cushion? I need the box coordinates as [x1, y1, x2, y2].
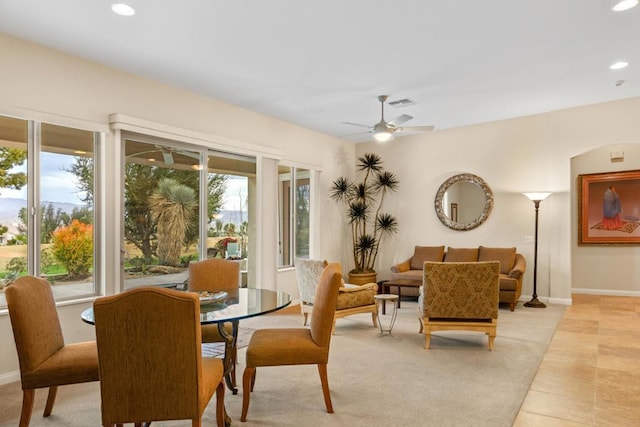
[245, 328, 328, 367]
[444, 247, 479, 262]
[410, 246, 445, 270]
[478, 246, 516, 275]
[336, 284, 377, 310]
[21, 341, 99, 389]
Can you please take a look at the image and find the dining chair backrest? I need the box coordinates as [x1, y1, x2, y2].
[188, 258, 240, 295]
[93, 286, 206, 424]
[5, 276, 65, 375]
[309, 262, 343, 348]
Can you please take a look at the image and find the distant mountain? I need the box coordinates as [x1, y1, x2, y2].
[0, 197, 247, 227]
[0, 198, 85, 225]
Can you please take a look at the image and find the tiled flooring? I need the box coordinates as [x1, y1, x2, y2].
[514, 294, 640, 426]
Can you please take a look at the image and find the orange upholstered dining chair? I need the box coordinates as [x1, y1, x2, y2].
[93, 286, 226, 427]
[188, 258, 240, 389]
[240, 263, 343, 422]
[5, 275, 99, 427]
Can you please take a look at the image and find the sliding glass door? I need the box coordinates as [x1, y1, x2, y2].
[122, 135, 256, 289]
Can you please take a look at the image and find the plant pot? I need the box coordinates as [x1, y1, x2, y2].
[347, 271, 377, 286]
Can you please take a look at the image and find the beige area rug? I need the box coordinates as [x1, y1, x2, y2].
[201, 327, 254, 358]
[0, 301, 565, 427]
[591, 220, 640, 233]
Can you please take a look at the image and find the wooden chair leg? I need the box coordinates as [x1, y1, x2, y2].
[18, 389, 35, 427]
[317, 363, 333, 414]
[43, 385, 58, 416]
[371, 310, 378, 328]
[215, 379, 226, 427]
[302, 312, 309, 326]
[418, 316, 424, 334]
[510, 302, 515, 311]
[241, 367, 256, 422]
[424, 329, 432, 349]
[192, 419, 201, 427]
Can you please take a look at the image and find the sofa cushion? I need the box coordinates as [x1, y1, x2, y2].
[410, 246, 445, 270]
[478, 246, 516, 275]
[389, 269, 422, 283]
[444, 247, 478, 262]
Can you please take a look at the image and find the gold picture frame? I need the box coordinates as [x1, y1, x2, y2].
[578, 170, 640, 245]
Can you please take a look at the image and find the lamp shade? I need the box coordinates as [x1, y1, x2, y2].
[523, 192, 551, 201]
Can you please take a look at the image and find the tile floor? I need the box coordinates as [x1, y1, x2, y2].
[514, 294, 640, 426]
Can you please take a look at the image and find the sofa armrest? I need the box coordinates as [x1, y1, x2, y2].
[509, 253, 526, 279]
[391, 258, 412, 273]
[340, 282, 378, 293]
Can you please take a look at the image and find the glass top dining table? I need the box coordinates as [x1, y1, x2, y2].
[81, 287, 291, 397]
[80, 288, 292, 325]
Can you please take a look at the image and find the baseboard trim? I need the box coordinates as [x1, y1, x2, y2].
[0, 370, 20, 386]
[572, 288, 640, 297]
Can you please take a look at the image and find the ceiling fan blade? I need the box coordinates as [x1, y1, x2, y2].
[396, 125, 435, 133]
[388, 114, 413, 126]
[162, 151, 174, 165]
[341, 130, 372, 137]
[341, 121, 372, 129]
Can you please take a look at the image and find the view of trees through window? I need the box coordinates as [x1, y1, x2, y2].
[123, 138, 254, 289]
[0, 116, 98, 306]
[0, 116, 256, 308]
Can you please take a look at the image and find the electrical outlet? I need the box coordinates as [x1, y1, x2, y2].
[524, 235, 534, 244]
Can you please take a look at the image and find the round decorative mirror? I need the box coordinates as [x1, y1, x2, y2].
[435, 173, 494, 231]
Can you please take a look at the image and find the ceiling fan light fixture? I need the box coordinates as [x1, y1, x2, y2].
[373, 130, 393, 142]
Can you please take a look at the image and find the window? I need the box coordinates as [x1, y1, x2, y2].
[0, 115, 100, 307]
[122, 136, 256, 289]
[278, 165, 310, 267]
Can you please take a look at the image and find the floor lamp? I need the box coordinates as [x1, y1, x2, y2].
[522, 192, 552, 308]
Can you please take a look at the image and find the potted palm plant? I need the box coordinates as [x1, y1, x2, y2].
[330, 153, 399, 284]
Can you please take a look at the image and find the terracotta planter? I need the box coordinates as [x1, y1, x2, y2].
[347, 272, 377, 286]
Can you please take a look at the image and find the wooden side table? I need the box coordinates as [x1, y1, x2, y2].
[374, 294, 399, 335]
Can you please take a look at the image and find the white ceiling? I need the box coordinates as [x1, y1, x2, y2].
[1, 1, 639, 142]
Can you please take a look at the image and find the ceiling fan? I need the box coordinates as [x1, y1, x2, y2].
[126, 144, 201, 166]
[342, 95, 435, 142]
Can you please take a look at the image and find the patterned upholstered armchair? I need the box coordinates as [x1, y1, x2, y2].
[418, 261, 500, 350]
[295, 258, 378, 332]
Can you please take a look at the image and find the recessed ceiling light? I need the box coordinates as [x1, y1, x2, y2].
[610, 61, 629, 70]
[111, 3, 135, 16]
[612, 0, 638, 11]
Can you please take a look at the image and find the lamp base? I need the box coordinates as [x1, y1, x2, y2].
[524, 297, 547, 308]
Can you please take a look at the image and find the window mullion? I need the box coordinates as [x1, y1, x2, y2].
[27, 120, 41, 276]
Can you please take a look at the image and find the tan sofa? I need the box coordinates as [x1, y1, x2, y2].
[390, 246, 526, 311]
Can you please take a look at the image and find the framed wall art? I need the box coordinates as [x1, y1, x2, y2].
[578, 170, 640, 245]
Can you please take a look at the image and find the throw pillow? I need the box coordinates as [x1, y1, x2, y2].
[410, 246, 445, 270]
[444, 247, 479, 262]
[478, 246, 516, 274]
